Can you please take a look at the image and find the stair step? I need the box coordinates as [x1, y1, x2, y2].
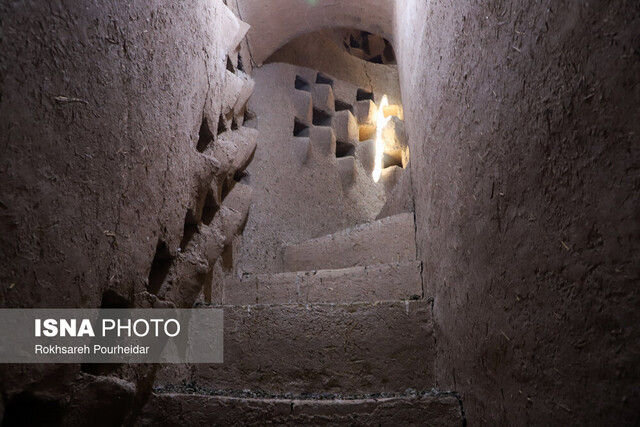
[156, 301, 434, 394]
[138, 393, 463, 426]
[224, 261, 423, 304]
[283, 212, 416, 272]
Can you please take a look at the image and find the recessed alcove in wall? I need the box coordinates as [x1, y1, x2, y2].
[383, 152, 403, 169]
[316, 72, 334, 86]
[147, 240, 173, 295]
[217, 113, 227, 135]
[196, 116, 214, 153]
[336, 140, 355, 158]
[237, 53, 245, 72]
[342, 29, 395, 64]
[180, 210, 199, 251]
[293, 118, 310, 137]
[313, 108, 332, 126]
[295, 75, 311, 91]
[356, 88, 375, 102]
[335, 99, 354, 115]
[201, 189, 218, 226]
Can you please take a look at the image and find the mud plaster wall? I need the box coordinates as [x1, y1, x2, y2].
[395, 0, 640, 425]
[0, 0, 244, 423]
[0, 0, 233, 307]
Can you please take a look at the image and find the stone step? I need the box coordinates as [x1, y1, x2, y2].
[155, 300, 434, 394]
[283, 212, 416, 272]
[223, 261, 423, 305]
[137, 392, 463, 426]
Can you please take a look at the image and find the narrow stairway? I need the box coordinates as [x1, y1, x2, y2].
[139, 213, 464, 426]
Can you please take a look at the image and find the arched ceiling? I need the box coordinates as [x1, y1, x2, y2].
[236, 0, 394, 65]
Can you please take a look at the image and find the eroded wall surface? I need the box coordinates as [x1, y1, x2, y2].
[0, 0, 254, 424]
[395, 0, 639, 424]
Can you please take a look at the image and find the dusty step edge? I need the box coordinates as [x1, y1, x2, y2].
[282, 212, 416, 272]
[151, 385, 460, 402]
[197, 298, 432, 309]
[138, 390, 465, 427]
[223, 260, 424, 305]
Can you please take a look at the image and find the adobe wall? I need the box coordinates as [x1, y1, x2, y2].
[395, 0, 639, 424]
[0, 0, 254, 424]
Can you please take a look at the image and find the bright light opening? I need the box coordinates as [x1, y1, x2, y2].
[372, 95, 392, 183]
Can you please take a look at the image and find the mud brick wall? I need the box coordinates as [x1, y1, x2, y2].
[395, 0, 640, 424]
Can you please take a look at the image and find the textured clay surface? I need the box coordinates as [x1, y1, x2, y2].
[137, 393, 462, 427]
[156, 301, 435, 395]
[395, 0, 640, 424]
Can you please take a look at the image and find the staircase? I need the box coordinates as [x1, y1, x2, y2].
[138, 213, 464, 426]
